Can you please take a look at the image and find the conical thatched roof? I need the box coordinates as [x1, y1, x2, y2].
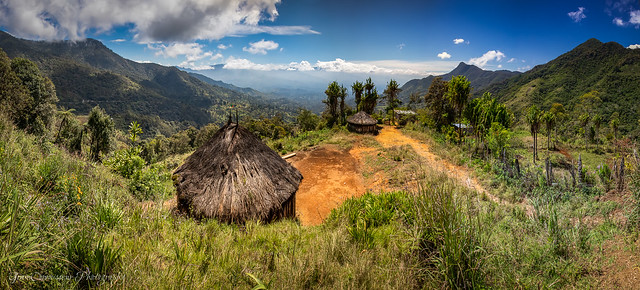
[347, 111, 377, 125]
[173, 121, 302, 223]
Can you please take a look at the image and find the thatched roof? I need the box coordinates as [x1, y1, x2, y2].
[347, 111, 377, 125]
[173, 121, 302, 223]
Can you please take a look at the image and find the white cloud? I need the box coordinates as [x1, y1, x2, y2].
[568, 7, 587, 22]
[217, 44, 231, 50]
[222, 57, 452, 75]
[150, 43, 212, 61]
[243, 39, 279, 55]
[469, 50, 505, 68]
[517, 65, 532, 72]
[497, 64, 502, 69]
[437, 52, 451, 59]
[0, 0, 319, 41]
[397, 43, 406, 50]
[507, 58, 516, 63]
[288, 61, 314, 71]
[628, 44, 640, 49]
[631, 10, 640, 25]
[613, 17, 626, 26]
[453, 38, 465, 44]
[224, 56, 287, 71]
[111, 38, 126, 43]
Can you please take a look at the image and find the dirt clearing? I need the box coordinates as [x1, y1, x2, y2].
[288, 145, 365, 225]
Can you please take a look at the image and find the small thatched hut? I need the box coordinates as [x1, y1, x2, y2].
[347, 111, 378, 134]
[173, 120, 302, 223]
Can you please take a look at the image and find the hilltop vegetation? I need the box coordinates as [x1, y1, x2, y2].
[482, 39, 640, 134]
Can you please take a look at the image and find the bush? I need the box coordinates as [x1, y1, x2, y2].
[104, 147, 145, 179]
[128, 163, 170, 200]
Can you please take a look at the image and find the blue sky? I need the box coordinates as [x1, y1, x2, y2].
[1, 0, 639, 83]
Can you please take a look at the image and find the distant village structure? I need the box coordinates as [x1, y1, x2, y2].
[347, 111, 378, 134]
[393, 110, 416, 125]
[173, 119, 303, 223]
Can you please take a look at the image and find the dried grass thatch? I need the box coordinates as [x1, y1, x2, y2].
[347, 111, 377, 125]
[173, 120, 302, 223]
[347, 111, 378, 134]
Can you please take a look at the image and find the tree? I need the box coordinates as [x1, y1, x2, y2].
[360, 77, 378, 114]
[351, 81, 364, 111]
[549, 103, 566, 149]
[446, 75, 471, 142]
[323, 81, 341, 126]
[297, 109, 320, 132]
[542, 111, 556, 150]
[87, 106, 114, 161]
[578, 113, 590, 150]
[465, 92, 511, 152]
[383, 79, 402, 125]
[0, 48, 29, 124]
[610, 112, 620, 145]
[10, 57, 58, 135]
[526, 105, 542, 162]
[592, 114, 601, 149]
[128, 121, 143, 145]
[408, 92, 422, 110]
[338, 85, 347, 125]
[424, 77, 453, 130]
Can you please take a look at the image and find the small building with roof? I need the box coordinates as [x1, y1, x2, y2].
[347, 111, 378, 134]
[173, 119, 303, 223]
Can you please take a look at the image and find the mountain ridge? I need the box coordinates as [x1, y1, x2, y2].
[480, 38, 640, 133]
[0, 31, 299, 135]
[399, 62, 520, 102]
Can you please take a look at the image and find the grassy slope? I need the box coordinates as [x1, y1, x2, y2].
[2, 115, 633, 288]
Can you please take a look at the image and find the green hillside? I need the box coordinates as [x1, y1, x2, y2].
[482, 39, 640, 133]
[0, 31, 298, 135]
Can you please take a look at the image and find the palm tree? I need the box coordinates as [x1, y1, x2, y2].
[542, 111, 555, 150]
[323, 81, 341, 126]
[352, 81, 364, 111]
[526, 105, 542, 162]
[579, 113, 590, 150]
[446, 75, 471, 142]
[592, 114, 601, 150]
[383, 79, 402, 125]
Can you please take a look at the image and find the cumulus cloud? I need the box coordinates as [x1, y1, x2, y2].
[437, 52, 451, 59]
[568, 7, 587, 22]
[217, 44, 231, 50]
[631, 10, 640, 26]
[628, 44, 640, 49]
[469, 50, 505, 68]
[517, 65, 532, 72]
[453, 38, 465, 44]
[243, 39, 279, 55]
[0, 0, 319, 41]
[613, 17, 626, 26]
[222, 57, 437, 75]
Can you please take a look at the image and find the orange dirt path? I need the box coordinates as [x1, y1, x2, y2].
[289, 145, 365, 226]
[375, 126, 487, 194]
[291, 126, 531, 226]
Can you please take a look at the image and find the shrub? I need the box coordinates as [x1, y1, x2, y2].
[128, 163, 170, 200]
[104, 147, 145, 179]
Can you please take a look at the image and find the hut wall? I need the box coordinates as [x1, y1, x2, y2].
[271, 193, 296, 221]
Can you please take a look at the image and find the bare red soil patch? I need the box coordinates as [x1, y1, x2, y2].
[288, 145, 365, 226]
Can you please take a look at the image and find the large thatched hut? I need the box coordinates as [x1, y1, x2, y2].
[347, 111, 378, 134]
[173, 120, 302, 223]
